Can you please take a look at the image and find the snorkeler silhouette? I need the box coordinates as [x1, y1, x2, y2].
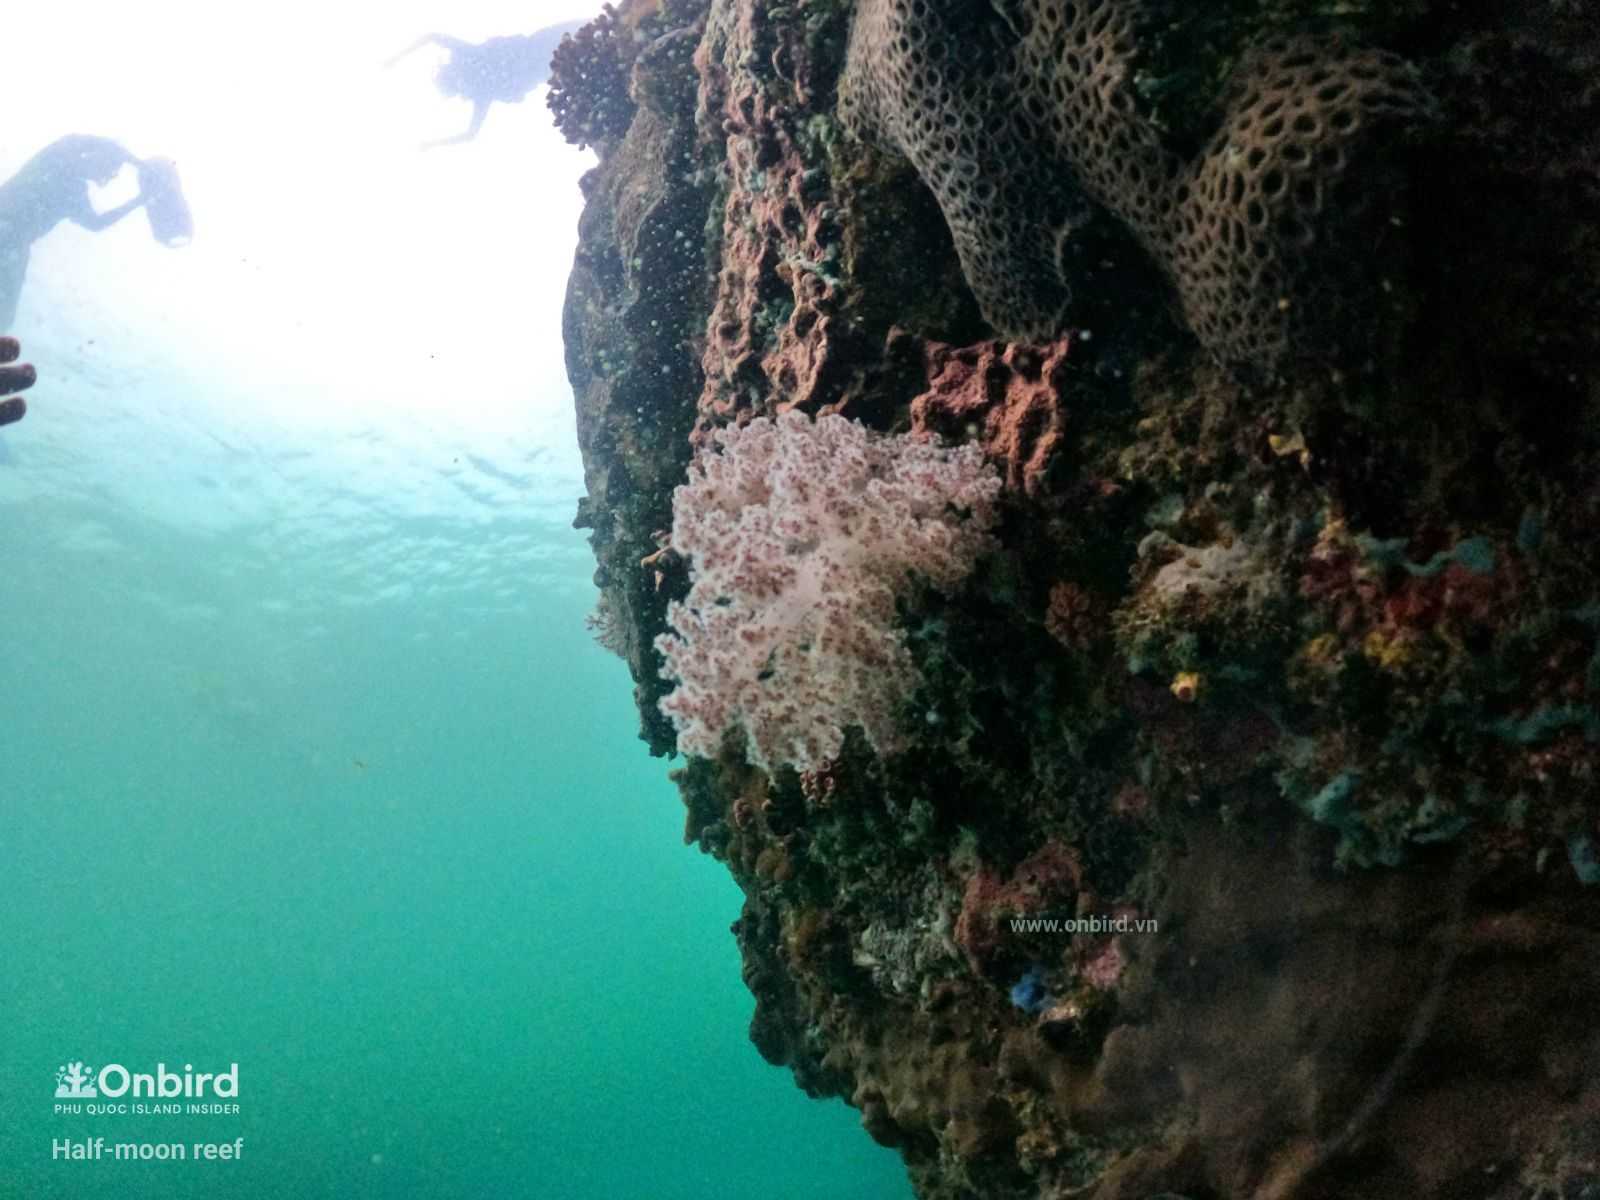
[0, 336, 36, 428]
[386, 20, 587, 148]
[0, 135, 193, 332]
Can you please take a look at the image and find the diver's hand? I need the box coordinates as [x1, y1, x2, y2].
[0, 335, 36, 427]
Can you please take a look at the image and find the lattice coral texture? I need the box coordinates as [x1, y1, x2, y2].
[839, 0, 1435, 370]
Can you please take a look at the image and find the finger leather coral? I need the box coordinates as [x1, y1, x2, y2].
[656, 411, 1001, 774]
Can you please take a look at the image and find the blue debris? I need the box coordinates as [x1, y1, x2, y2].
[1445, 536, 1497, 575]
[1568, 836, 1600, 886]
[1010, 964, 1051, 1013]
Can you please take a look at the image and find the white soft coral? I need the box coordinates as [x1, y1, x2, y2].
[656, 411, 1001, 773]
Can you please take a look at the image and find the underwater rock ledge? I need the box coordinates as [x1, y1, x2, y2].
[558, 1, 1600, 1197]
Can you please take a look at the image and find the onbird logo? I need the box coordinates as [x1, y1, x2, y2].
[55, 1062, 98, 1099]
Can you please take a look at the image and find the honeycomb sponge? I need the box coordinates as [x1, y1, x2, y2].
[837, 0, 1084, 341]
[1011, 0, 1181, 251]
[839, 0, 1436, 372]
[1170, 37, 1438, 367]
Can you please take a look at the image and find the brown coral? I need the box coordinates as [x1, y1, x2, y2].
[909, 337, 1073, 498]
[1043, 580, 1100, 651]
[693, 5, 865, 442]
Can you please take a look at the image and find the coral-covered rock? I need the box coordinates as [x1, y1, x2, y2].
[563, 1, 717, 753]
[563, 0, 1600, 1196]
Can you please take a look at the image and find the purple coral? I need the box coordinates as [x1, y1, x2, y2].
[656, 411, 1001, 774]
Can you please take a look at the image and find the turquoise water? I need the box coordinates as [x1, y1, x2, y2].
[0, 464, 905, 1198]
[0, 6, 911, 1196]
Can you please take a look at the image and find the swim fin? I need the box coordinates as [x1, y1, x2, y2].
[140, 158, 193, 247]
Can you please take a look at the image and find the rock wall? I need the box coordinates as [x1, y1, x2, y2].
[558, 2, 1600, 1196]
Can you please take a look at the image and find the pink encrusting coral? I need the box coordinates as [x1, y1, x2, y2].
[656, 411, 1002, 774]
